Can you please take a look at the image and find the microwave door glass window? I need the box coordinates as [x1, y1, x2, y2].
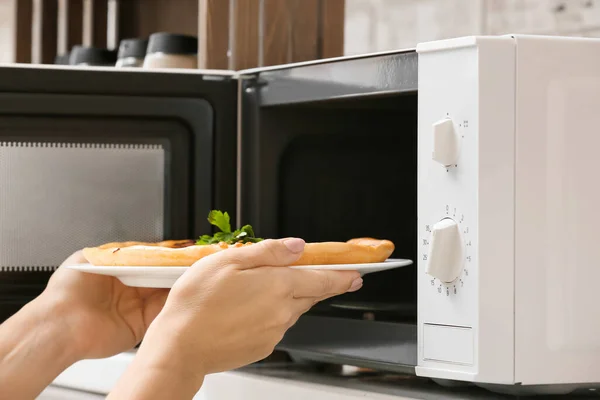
[0, 142, 165, 270]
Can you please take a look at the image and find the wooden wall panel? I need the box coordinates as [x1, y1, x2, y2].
[32, 0, 59, 63]
[15, 0, 33, 63]
[92, 0, 107, 47]
[42, 0, 58, 63]
[198, 0, 345, 70]
[198, 0, 230, 69]
[262, 0, 291, 67]
[319, 0, 345, 59]
[232, 0, 260, 70]
[262, 0, 288, 66]
[119, 0, 198, 40]
[217, 0, 345, 70]
[68, 0, 83, 49]
[57, 0, 83, 55]
[116, 0, 136, 39]
[11, 0, 346, 67]
[290, 0, 319, 62]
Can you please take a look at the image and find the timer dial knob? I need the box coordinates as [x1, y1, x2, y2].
[432, 118, 460, 167]
[427, 218, 465, 283]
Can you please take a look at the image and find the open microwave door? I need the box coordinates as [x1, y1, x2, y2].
[0, 65, 238, 322]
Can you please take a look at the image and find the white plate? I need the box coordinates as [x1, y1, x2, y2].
[65, 259, 413, 288]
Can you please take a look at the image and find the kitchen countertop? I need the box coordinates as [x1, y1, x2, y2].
[49, 351, 600, 400]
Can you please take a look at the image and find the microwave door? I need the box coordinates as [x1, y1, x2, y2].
[0, 65, 238, 323]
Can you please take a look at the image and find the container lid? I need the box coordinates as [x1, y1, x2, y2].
[117, 38, 148, 60]
[69, 45, 117, 66]
[146, 32, 198, 56]
[54, 52, 70, 65]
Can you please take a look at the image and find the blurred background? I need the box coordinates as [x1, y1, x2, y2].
[0, 0, 598, 68]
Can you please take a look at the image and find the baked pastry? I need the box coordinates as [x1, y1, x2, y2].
[82, 237, 395, 267]
[82, 210, 395, 267]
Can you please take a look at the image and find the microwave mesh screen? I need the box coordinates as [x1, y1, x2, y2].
[0, 142, 165, 270]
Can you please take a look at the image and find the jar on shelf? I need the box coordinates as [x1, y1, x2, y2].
[116, 38, 148, 68]
[143, 32, 198, 69]
[54, 52, 70, 65]
[69, 46, 117, 67]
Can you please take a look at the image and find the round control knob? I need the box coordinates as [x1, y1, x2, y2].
[432, 118, 460, 167]
[426, 218, 465, 283]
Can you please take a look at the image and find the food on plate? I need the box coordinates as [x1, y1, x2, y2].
[82, 210, 395, 267]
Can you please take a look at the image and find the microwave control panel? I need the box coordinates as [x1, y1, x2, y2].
[422, 117, 473, 288]
[416, 36, 516, 384]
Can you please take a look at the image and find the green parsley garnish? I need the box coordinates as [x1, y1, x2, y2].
[196, 210, 264, 245]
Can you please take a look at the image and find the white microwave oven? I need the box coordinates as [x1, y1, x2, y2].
[416, 34, 600, 395]
[2, 34, 600, 397]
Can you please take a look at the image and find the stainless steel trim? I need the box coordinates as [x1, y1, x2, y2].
[237, 48, 416, 77]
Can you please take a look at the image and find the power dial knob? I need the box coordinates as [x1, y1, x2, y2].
[426, 218, 465, 283]
[432, 118, 460, 167]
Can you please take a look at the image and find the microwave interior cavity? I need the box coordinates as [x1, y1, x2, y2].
[241, 88, 419, 370]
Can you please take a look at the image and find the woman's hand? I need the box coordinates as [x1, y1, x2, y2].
[0, 250, 170, 399]
[43, 251, 169, 359]
[109, 238, 362, 399]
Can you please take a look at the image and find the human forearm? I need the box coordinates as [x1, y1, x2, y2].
[108, 359, 203, 400]
[0, 295, 81, 399]
[108, 315, 205, 400]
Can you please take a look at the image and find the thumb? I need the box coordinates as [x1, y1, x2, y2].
[59, 250, 88, 267]
[194, 238, 305, 271]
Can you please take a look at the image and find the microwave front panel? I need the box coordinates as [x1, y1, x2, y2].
[416, 37, 516, 385]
